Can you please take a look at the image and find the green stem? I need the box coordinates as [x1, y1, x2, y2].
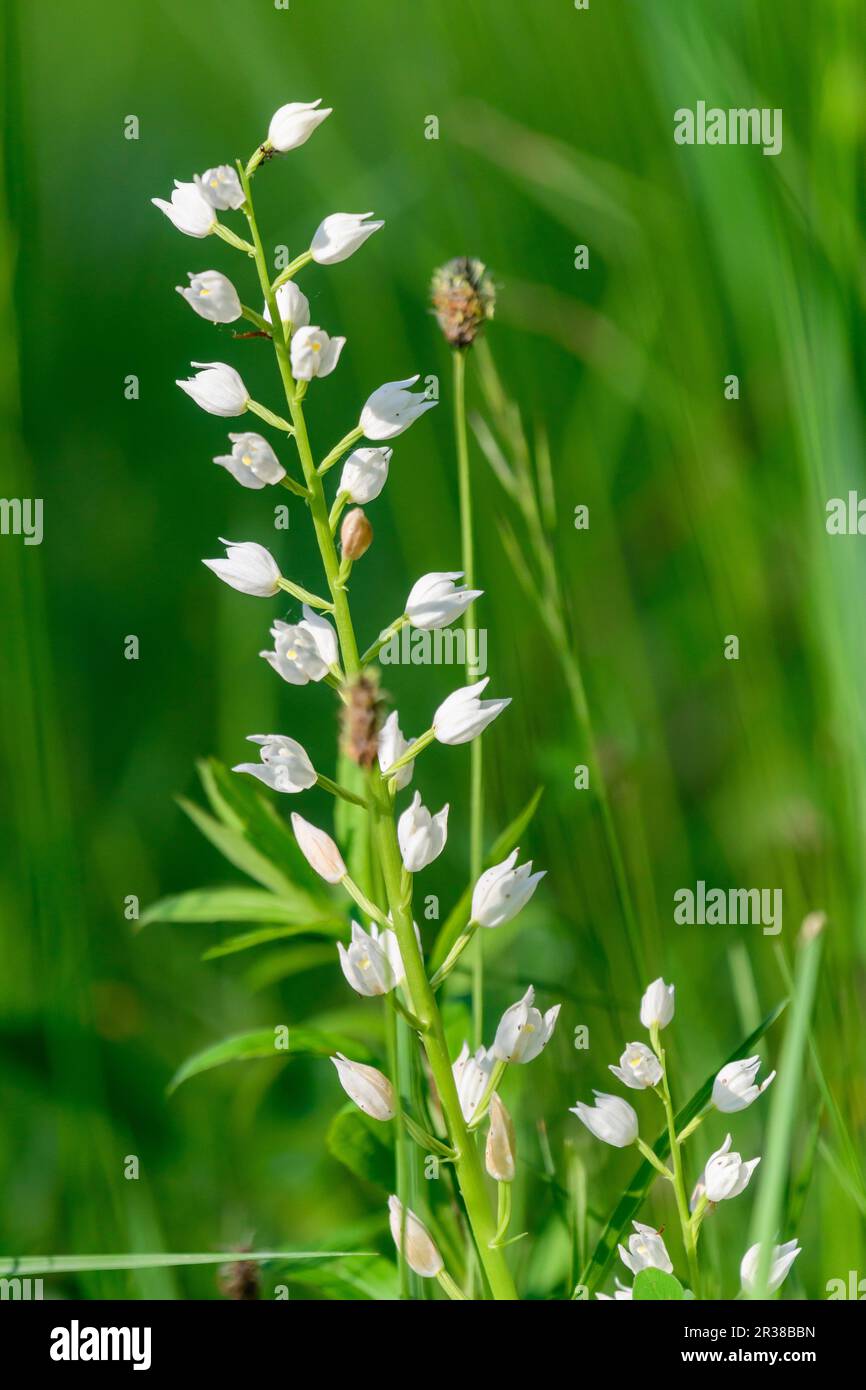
[652, 1024, 700, 1295]
[454, 350, 485, 1046]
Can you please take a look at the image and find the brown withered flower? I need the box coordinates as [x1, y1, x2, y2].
[430, 257, 496, 348]
[341, 673, 385, 768]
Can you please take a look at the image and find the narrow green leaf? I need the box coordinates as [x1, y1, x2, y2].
[581, 999, 787, 1293]
[0, 1251, 373, 1277]
[431, 786, 544, 967]
[326, 1104, 395, 1191]
[201, 924, 342, 960]
[139, 886, 341, 932]
[633, 1267, 684, 1300]
[199, 758, 326, 893]
[177, 797, 296, 897]
[167, 1026, 373, 1093]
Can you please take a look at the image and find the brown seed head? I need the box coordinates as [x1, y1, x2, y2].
[341, 673, 385, 768]
[430, 257, 496, 348]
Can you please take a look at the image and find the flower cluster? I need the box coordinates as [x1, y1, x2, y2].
[572, 976, 795, 1299]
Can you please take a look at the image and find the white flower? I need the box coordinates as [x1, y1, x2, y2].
[311, 211, 384, 265]
[640, 977, 675, 1030]
[740, 1239, 801, 1296]
[176, 270, 242, 324]
[232, 734, 317, 794]
[202, 537, 281, 596]
[377, 711, 415, 790]
[433, 677, 510, 745]
[596, 1279, 633, 1301]
[618, 1222, 674, 1276]
[152, 180, 216, 237]
[405, 571, 483, 630]
[268, 99, 332, 152]
[195, 165, 245, 210]
[214, 432, 286, 490]
[609, 1041, 663, 1091]
[331, 1054, 395, 1121]
[700, 1134, 761, 1203]
[397, 791, 448, 873]
[291, 812, 347, 885]
[452, 1042, 495, 1122]
[485, 1093, 516, 1182]
[571, 1091, 638, 1148]
[290, 326, 346, 381]
[387, 1197, 443, 1278]
[492, 986, 560, 1064]
[712, 1056, 776, 1113]
[177, 361, 249, 417]
[337, 920, 405, 996]
[360, 375, 437, 440]
[339, 447, 391, 504]
[260, 605, 339, 685]
[471, 848, 545, 929]
[263, 281, 310, 331]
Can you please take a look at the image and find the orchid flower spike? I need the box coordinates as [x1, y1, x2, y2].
[232, 735, 316, 794]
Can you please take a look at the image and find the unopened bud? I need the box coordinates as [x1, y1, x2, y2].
[431, 257, 496, 348]
[341, 506, 373, 561]
[387, 1196, 443, 1277]
[485, 1092, 516, 1182]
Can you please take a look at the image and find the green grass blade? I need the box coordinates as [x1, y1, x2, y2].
[0, 1251, 374, 1277]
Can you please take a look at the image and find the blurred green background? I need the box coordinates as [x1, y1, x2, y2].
[1, 0, 864, 1298]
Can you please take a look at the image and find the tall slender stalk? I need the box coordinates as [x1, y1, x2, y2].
[239, 171, 517, 1301]
[453, 349, 485, 1045]
[651, 1022, 700, 1296]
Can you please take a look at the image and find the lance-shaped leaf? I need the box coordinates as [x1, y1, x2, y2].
[167, 1026, 374, 1094]
[0, 1251, 375, 1278]
[139, 886, 342, 932]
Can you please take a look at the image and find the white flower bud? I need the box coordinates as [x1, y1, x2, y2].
[452, 1042, 494, 1122]
[177, 361, 249, 417]
[214, 432, 286, 490]
[331, 1053, 395, 1121]
[740, 1239, 801, 1295]
[639, 977, 675, 1030]
[202, 538, 281, 596]
[471, 848, 545, 929]
[405, 571, 483, 630]
[152, 180, 216, 237]
[291, 813, 347, 884]
[618, 1221, 673, 1276]
[571, 1090, 638, 1148]
[609, 1041, 663, 1090]
[290, 326, 346, 381]
[492, 986, 560, 1064]
[196, 166, 245, 210]
[377, 710, 415, 790]
[339, 447, 391, 504]
[177, 270, 242, 324]
[485, 1093, 516, 1183]
[397, 791, 448, 873]
[387, 1196, 443, 1278]
[232, 734, 316, 794]
[311, 211, 384, 265]
[712, 1056, 776, 1113]
[359, 375, 436, 440]
[268, 99, 332, 153]
[433, 677, 510, 746]
[263, 281, 311, 331]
